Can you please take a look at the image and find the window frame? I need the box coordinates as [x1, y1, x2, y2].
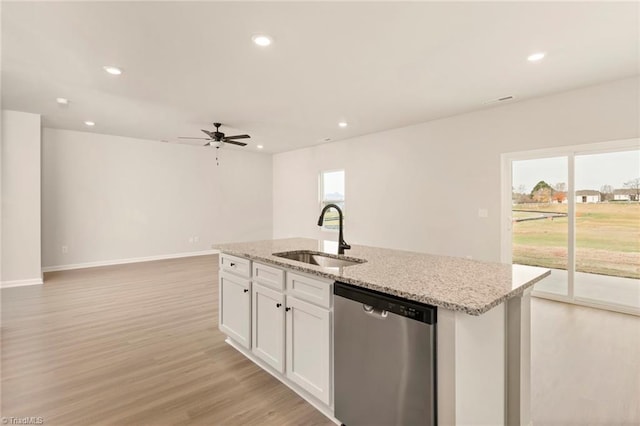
[501, 138, 640, 316]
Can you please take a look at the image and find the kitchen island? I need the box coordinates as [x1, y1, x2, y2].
[215, 238, 550, 425]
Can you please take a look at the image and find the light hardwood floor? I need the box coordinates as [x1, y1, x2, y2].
[1, 255, 332, 425]
[1, 255, 638, 425]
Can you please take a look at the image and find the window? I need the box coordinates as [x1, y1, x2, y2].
[502, 139, 640, 316]
[319, 170, 345, 230]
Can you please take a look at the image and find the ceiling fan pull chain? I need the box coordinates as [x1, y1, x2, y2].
[216, 146, 220, 166]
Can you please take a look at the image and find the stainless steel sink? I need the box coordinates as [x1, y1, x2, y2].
[273, 250, 366, 268]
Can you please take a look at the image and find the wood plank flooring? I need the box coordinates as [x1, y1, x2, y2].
[1, 255, 332, 425]
[2, 255, 638, 425]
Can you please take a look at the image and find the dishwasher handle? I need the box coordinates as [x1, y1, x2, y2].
[363, 304, 388, 319]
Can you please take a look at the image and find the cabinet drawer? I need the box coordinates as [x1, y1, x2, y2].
[253, 262, 285, 291]
[287, 272, 333, 309]
[220, 254, 251, 278]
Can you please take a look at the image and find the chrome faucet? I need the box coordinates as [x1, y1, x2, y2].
[317, 204, 351, 255]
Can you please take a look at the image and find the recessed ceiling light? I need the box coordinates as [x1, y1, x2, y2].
[257, 145, 264, 149]
[56, 97, 69, 105]
[527, 52, 546, 62]
[252, 34, 272, 47]
[338, 121, 348, 128]
[103, 65, 123, 75]
[84, 121, 95, 127]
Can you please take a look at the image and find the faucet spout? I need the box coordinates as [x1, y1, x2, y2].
[317, 204, 351, 255]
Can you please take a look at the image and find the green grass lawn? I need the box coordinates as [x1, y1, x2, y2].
[513, 203, 640, 279]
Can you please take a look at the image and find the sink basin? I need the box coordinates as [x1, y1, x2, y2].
[273, 250, 366, 268]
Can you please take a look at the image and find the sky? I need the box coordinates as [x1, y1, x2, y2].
[513, 150, 640, 193]
[322, 170, 345, 199]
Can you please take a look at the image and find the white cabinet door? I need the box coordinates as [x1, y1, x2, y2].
[219, 272, 251, 348]
[252, 283, 285, 373]
[286, 295, 331, 405]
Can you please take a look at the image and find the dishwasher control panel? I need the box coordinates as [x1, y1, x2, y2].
[334, 281, 436, 324]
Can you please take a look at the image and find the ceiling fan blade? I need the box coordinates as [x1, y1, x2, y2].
[201, 129, 214, 137]
[224, 134, 250, 140]
[224, 140, 248, 147]
[203, 141, 212, 147]
[179, 137, 210, 140]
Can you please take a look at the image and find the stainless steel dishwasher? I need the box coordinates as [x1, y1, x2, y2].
[334, 281, 437, 426]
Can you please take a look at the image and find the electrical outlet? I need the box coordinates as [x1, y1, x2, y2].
[188, 237, 194, 244]
[478, 208, 488, 218]
[62, 245, 68, 254]
[194, 236, 200, 243]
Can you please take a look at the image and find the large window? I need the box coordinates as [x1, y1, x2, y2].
[511, 156, 569, 297]
[503, 139, 640, 315]
[319, 170, 345, 230]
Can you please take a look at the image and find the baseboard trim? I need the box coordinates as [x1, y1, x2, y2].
[41, 249, 220, 273]
[1, 277, 44, 288]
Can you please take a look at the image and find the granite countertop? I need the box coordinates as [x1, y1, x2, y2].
[214, 238, 550, 316]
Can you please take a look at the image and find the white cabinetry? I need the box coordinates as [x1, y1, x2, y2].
[253, 262, 285, 291]
[252, 283, 285, 372]
[286, 294, 331, 404]
[220, 253, 251, 277]
[219, 271, 251, 349]
[218, 255, 334, 411]
[219, 254, 252, 349]
[288, 272, 332, 308]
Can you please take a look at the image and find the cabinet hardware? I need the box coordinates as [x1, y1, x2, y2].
[230, 262, 236, 267]
[286, 307, 291, 312]
[244, 289, 249, 293]
[276, 303, 282, 308]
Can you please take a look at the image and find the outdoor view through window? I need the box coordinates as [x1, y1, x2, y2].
[512, 149, 640, 310]
[320, 170, 345, 230]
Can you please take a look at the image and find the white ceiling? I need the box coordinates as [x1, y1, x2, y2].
[2, 2, 638, 153]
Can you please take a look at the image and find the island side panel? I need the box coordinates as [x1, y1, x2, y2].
[455, 304, 506, 425]
[506, 289, 532, 426]
[437, 308, 457, 425]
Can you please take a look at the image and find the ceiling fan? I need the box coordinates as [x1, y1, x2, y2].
[178, 122, 250, 147]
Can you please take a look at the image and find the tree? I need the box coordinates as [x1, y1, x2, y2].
[512, 184, 530, 204]
[552, 182, 566, 203]
[623, 178, 640, 201]
[600, 184, 613, 202]
[531, 180, 553, 204]
[531, 180, 553, 195]
[553, 182, 567, 193]
[552, 191, 566, 203]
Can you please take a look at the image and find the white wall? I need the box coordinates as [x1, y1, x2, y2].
[42, 128, 272, 268]
[1, 110, 42, 285]
[273, 77, 640, 261]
